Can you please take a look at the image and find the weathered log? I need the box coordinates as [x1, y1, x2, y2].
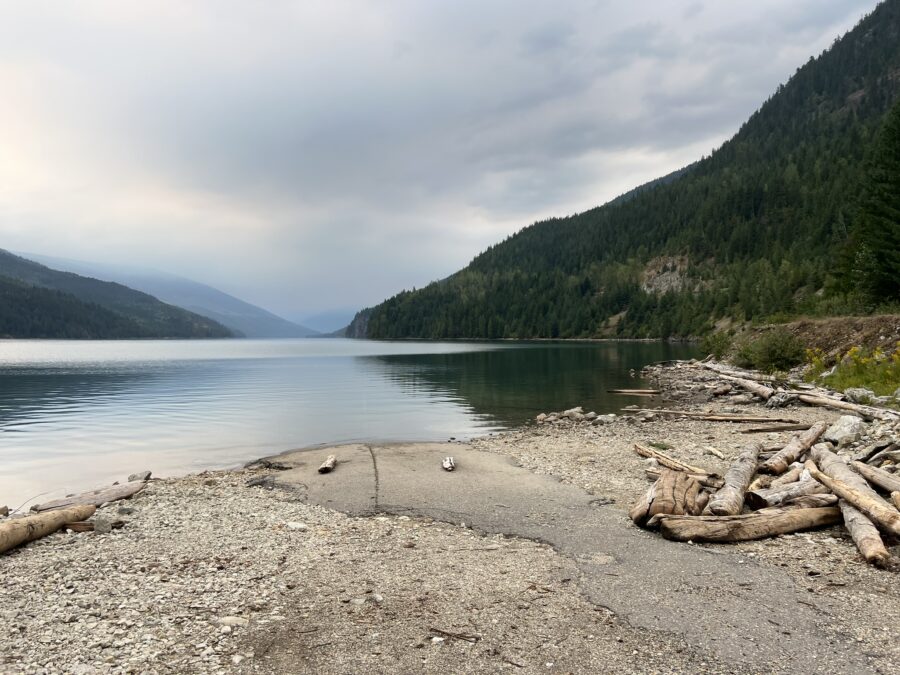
[748, 474, 774, 492]
[630, 409, 799, 424]
[770, 463, 805, 488]
[746, 479, 829, 509]
[797, 394, 900, 421]
[707, 443, 761, 515]
[851, 461, 900, 494]
[741, 424, 812, 434]
[31, 482, 146, 513]
[892, 492, 900, 510]
[64, 521, 95, 533]
[650, 507, 842, 542]
[805, 461, 900, 536]
[780, 493, 839, 509]
[760, 421, 828, 474]
[853, 441, 897, 465]
[698, 362, 778, 382]
[1, 505, 96, 554]
[721, 376, 776, 400]
[644, 468, 724, 490]
[813, 441, 892, 565]
[607, 389, 660, 395]
[633, 444, 713, 476]
[630, 470, 707, 527]
[318, 455, 337, 474]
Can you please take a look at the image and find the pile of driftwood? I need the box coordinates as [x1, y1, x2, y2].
[0, 476, 149, 556]
[630, 428, 900, 566]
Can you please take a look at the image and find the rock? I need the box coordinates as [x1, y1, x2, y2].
[593, 414, 616, 426]
[232, 655, 245, 666]
[894, 386, 900, 400]
[128, 471, 152, 482]
[220, 625, 233, 635]
[93, 518, 113, 535]
[286, 522, 308, 531]
[711, 384, 732, 397]
[844, 388, 876, 404]
[823, 415, 868, 446]
[0, 505, 8, 518]
[563, 406, 584, 416]
[217, 616, 249, 627]
[535, 413, 547, 423]
[585, 412, 597, 420]
[568, 412, 585, 422]
[371, 593, 384, 604]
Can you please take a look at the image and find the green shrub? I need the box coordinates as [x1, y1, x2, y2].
[701, 331, 731, 360]
[815, 345, 900, 397]
[732, 329, 805, 373]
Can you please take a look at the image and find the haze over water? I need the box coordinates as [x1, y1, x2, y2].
[0, 339, 697, 509]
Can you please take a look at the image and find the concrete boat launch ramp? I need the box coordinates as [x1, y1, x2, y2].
[256, 442, 871, 673]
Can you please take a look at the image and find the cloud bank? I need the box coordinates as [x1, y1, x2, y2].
[0, 0, 875, 318]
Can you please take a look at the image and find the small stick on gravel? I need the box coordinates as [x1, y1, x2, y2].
[318, 455, 337, 474]
[429, 627, 480, 643]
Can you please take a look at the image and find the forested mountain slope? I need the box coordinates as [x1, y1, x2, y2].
[362, 0, 900, 340]
[0, 250, 232, 338]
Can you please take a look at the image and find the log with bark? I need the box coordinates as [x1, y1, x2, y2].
[1, 505, 96, 555]
[805, 461, 900, 537]
[850, 461, 900, 494]
[649, 507, 842, 542]
[707, 443, 761, 516]
[797, 394, 900, 421]
[318, 455, 338, 474]
[630, 470, 708, 527]
[719, 376, 776, 401]
[760, 421, 828, 474]
[810, 443, 892, 566]
[745, 478, 830, 510]
[31, 481, 146, 513]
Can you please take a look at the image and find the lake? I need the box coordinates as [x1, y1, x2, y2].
[0, 339, 697, 509]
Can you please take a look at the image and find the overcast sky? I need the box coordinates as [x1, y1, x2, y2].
[0, 0, 876, 320]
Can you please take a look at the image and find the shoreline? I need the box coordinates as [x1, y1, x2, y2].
[2, 361, 899, 673]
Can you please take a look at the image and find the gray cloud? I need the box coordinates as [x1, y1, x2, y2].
[0, 0, 875, 318]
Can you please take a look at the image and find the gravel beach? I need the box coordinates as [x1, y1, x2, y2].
[2, 362, 899, 674]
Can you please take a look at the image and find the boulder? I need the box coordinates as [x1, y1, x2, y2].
[592, 414, 616, 425]
[128, 470, 152, 482]
[535, 413, 547, 423]
[0, 505, 8, 518]
[844, 387, 876, 404]
[585, 411, 598, 420]
[562, 407, 584, 418]
[823, 415, 867, 446]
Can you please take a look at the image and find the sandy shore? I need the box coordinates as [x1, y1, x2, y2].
[2, 363, 899, 674]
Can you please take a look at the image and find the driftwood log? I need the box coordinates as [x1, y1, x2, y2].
[633, 444, 713, 476]
[851, 461, 900, 494]
[630, 470, 707, 527]
[649, 507, 842, 542]
[742, 424, 812, 434]
[810, 445, 891, 566]
[721, 376, 776, 401]
[707, 443, 761, 515]
[698, 362, 778, 382]
[760, 421, 828, 474]
[745, 478, 829, 509]
[31, 482, 146, 513]
[644, 467, 724, 489]
[631, 409, 798, 424]
[805, 461, 900, 537]
[1, 505, 96, 555]
[608, 389, 660, 395]
[892, 492, 900, 510]
[779, 493, 839, 509]
[318, 455, 338, 474]
[797, 394, 899, 421]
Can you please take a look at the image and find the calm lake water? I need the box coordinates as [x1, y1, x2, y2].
[0, 339, 697, 509]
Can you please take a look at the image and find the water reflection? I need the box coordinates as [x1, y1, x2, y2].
[0, 339, 697, 507]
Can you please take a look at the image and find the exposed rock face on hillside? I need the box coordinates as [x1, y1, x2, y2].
[343, 307, 372, 339]
[640, 256, 689, 294]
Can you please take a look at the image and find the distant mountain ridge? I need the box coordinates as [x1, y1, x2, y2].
[357, 0, 900, 340]
[0, 249, 232, 338]
[19, 253, 319, 339]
